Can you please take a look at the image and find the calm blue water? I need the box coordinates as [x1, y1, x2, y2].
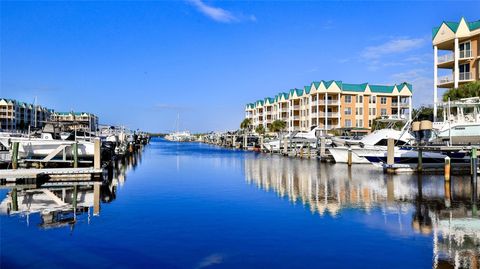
[1, 138, 479, 268]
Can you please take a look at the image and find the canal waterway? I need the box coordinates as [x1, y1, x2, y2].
[1, 138, 479, 268]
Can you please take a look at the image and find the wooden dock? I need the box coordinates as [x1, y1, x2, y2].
[0, 167, 103, 182]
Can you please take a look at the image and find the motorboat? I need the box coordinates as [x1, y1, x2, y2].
[263, 126, 329, 152]
[431, 97, 480, 145]
[329, 128, 414, 164]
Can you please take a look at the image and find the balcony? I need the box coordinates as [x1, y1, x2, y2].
[437, 74, 454, 86]
[459, 72, 472, 81]
[292, 115, 300, 120]
[438, 53, 454, 64]
[292, 105, 300, 110]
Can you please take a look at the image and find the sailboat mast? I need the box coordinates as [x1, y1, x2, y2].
[34, 96, 37, 128]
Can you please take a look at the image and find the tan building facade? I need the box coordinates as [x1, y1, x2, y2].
[433, 18, 480, 119]
[51, 112, 99, 132]
[0, 98, 53, 131]
[245, 80, 413, 133]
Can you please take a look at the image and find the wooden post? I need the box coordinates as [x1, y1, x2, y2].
[472, 148, 478, 208]
[417, 147, 423, 173]
[444, 179, 451, 208]
[307, 142, 311, 159]
[243, 134, 247, 150]
[385, 139, 395, 173]
[283, 136, 288, 155]
[72, 185, 78, 209]
[320, 137, 326, 159]
[93, 183, 100, 216]
[232, 135, 236, 148]
[347, 148, 352, 166]
[387, 139, 394, 165]
[73, 141, 78, 168]
[444, 156, 451, 181]
[260, 136, 264, 152]
[94, 138, 101, 169]
[11, 187, 18, 211]
[11, 142, 19, 169]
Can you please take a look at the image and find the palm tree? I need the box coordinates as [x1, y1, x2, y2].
[255, 124, 265, 135]
[269, 120, 287, 136]
[240, 118, 252, 132]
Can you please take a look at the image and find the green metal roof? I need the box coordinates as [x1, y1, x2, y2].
[342, 83, 368, 92]
[304, 85, 312, 94]
[432, 18, 480, 39]
[369, 85, 395, 93]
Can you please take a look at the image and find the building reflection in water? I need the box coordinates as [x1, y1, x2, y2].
[244, 155, 480, 269]
[0, 148, 144, 231]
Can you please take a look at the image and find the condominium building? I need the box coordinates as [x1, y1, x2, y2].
[433, 18, 480, 119]
[0, 98, 53, 131]
[245, 80, 413, 133]
[51, 112, 99, 132]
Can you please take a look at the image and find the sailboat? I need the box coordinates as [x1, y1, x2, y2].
[165, 114, 193, 142]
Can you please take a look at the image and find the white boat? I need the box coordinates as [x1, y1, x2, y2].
[0, 133, 94, 159]
[165, 131, 193, 142]
[329, 128, 414, 164]
[263, 126, 328, 151]
[431, 97, 480, 145]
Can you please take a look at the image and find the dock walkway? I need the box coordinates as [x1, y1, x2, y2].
[0, 168, 103, 181]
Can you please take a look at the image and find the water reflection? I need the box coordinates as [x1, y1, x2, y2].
[244, 156, 480, 269]
[0, 149, 144, 230]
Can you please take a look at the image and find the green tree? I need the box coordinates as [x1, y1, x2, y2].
[255, 124, 265, 135]
[240, 118, 252, 132]
[443, 81, 480, 101]
[269, 120, 287, 134]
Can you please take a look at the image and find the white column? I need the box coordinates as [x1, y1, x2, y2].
[433, 45, 438, 121]
[408, 96, 412, 122]
[324, 93, 328, 131]
[308, 95, 312, 130]
[337, 93, 341, 128]
[316, 93, 319, 128]
[454, 38, 459, 89]
[397, 95, 400, 118]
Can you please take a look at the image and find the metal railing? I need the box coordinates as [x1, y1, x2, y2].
[459, 72, 472, 81]
[438, 74, 453, 84]
[438, 53, 454, 64]
[459, 50, 472, 59]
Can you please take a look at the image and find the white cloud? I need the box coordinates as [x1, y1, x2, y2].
[188, 0, 255, 23]
[361, 37, 427, 60]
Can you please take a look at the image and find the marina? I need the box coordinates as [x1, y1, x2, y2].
[1, 1, 479, 268]
[1, 138, 478, 268]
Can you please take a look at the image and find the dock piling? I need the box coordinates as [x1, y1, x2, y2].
[94, 182, 100, 216]
[73, 142, 79, 168]
[444, 156, 451, 181]
[417, 147, 423, 173]
[11, 142, 19, 169]
[320, 137, 326, 159]
[347, 148, 352, 166]
[11, 187, 18, 211]
[472, 148, 478, 207]
[94, 138, 101, 170]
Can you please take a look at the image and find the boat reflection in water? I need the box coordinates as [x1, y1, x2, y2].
[0, 149, 144, 230]
[244, 156, 480, 269]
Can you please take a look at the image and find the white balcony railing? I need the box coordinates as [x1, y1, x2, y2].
[438, 53, 454, 64]
[438, 74, 453, 85]
[459, 50, 472, 59]
[459, 72, 472, 81]
[292, 105, 300, 110]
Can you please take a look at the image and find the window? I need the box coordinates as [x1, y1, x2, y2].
[345, 119, 352, 127]
[459, 41, 471, 58]
[381, 108, 387, 115]
[369, 108, 376, 116]
[380, 97, 387, 104]
[369, 95, 376, 104]
[344, 108, 352, 115]
[356, 119, 363, 128]
[356, 95, 363, 103]
[345, 95, 352, 104]
[356, 108, 363, 115]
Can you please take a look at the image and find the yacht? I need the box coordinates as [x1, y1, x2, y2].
[329, 128, 414, 164]
[263, 126, 329, 151]
[431, 97, 480, 145]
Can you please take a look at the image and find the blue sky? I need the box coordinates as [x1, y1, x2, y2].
[1, 1, 479, 132]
